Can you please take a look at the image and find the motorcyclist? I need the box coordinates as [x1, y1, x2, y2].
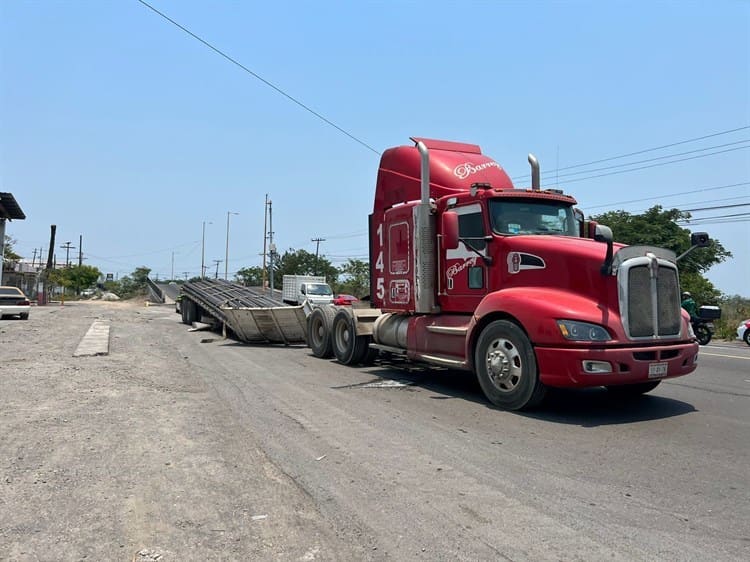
[681, 291, 699, 322]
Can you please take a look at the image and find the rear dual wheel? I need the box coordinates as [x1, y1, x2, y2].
[307, 306, 337, 358]
[331, 310, 372, 365]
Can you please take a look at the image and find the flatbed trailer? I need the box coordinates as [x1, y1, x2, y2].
[179, 279, 308, 344]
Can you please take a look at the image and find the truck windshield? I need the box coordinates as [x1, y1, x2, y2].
[307, 284, 332, 296]
[489, 199, 579, 236]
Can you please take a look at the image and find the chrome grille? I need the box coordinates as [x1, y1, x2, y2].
[628, 266, 652, 337]
[622, 258, 681, 339]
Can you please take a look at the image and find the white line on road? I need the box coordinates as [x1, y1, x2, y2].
[699, 351, 749, 360]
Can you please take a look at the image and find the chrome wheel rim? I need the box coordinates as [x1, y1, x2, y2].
[485, 337, 522, 392]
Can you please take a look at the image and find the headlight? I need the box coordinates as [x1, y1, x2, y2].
[557, 320, 611, 341]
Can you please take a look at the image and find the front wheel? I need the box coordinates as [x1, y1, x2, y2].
[743, 329, 750, 346]
[474, 320, 546, 410]
[694, 324, 712, 345]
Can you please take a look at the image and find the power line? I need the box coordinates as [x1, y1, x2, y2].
[681, 202, 750, 213]
[512, 125, 750, 180]
[677, 212, 750, 225]
[583, 181, 750, 211]
[553, 145, 750, 186]
[628, 195, 750, 216]
[135, 0, 380, 155]
[520, 139, 749, 182]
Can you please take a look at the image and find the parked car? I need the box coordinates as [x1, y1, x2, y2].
[0, 286, 30, 320]
[333, 294, 359, 306]
[738, 319, 750, 346]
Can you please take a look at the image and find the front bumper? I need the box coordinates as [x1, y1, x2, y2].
[535, 342, 699, 388]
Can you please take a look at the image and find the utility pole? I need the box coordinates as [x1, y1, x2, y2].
[225, 211, 239, 280]
[212, 259, 222, 279]
[268, 199, 276, 295]
[182, 271, 189, 281]
[60, 241, 75, 267]
[262, 194, 268, 289]
[171, 252, 175, 281]
[78, 234, 83, 266]
[39, 225, 56, 306]
[31, 248, 38, 267]
[201, 220, 211, 279]
[311, 237, 325, 275]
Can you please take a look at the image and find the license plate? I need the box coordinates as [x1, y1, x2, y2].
[648, 362, 668, 378]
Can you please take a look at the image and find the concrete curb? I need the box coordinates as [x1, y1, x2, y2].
[73, 320, 111, 357]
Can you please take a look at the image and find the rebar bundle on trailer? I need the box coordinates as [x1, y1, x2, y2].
[180, 279, 307, 344]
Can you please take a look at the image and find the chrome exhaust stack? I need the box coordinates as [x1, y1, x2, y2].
[415, 141, 437, 313]
[528, 153, 540, 190]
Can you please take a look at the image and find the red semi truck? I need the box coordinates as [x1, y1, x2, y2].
[306, 137, 707, 410]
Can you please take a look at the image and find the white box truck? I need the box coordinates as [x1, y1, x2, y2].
[282, 275, 333, 306]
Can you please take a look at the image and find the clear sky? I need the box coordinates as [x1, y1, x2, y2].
[1, 1, 748, 295]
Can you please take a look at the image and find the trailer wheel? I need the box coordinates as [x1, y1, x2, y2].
[474, 320, 546, 410]
[606, 381, 660, 397]
[331, 310, 369, 365]
[184, 300, 199, 325]
[307, 306, 336, 358]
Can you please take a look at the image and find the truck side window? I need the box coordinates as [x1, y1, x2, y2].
[458, 211, 486, 251]
[468, 266, 484, 289]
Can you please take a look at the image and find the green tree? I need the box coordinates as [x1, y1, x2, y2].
[335, 258, 370, 297]
[47, 267, 71, 294]
[64, 264, 102, 295]
[235, 266, 265, 287]
[272, 249, 338, 289]
[3, 235, 21, 263]
[103, 266, 151, 299]
[592, 205, 731, 303]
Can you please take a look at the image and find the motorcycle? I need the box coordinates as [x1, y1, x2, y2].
[691, 318, 714, 346]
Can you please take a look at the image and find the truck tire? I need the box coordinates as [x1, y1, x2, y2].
[184, 300, 198, 325]
[308, 306, 336, 358]
[606, 381, 660, 397]
[331, 310, 369, 365]
[474, 320, 546, 410]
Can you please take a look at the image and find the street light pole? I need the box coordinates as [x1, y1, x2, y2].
[201, 221, 211, 279]
[225, 211, 239, 280]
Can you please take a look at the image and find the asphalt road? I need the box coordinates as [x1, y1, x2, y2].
[2, 302, 748, 561]
[192, 330, 750, 561]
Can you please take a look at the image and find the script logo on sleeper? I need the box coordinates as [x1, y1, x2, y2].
[453, 161, 500, 180]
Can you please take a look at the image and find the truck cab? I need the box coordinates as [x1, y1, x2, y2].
[309, 137, 702, 411]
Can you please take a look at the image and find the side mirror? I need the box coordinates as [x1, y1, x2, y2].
[594, 224, 614, 275]
[300, 286, 306, 295]
[691, 232, 710, 248]
[442, 211, 459, 250]
[677, 232, 711, 262]
[594, 224, 613, 244]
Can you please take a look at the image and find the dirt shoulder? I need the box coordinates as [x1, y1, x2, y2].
[0, 301, 352, 561]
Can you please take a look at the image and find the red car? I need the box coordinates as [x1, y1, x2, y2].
[333, 294, 359, 306]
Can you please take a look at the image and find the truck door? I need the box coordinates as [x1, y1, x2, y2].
[443, 203, 489, 310]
